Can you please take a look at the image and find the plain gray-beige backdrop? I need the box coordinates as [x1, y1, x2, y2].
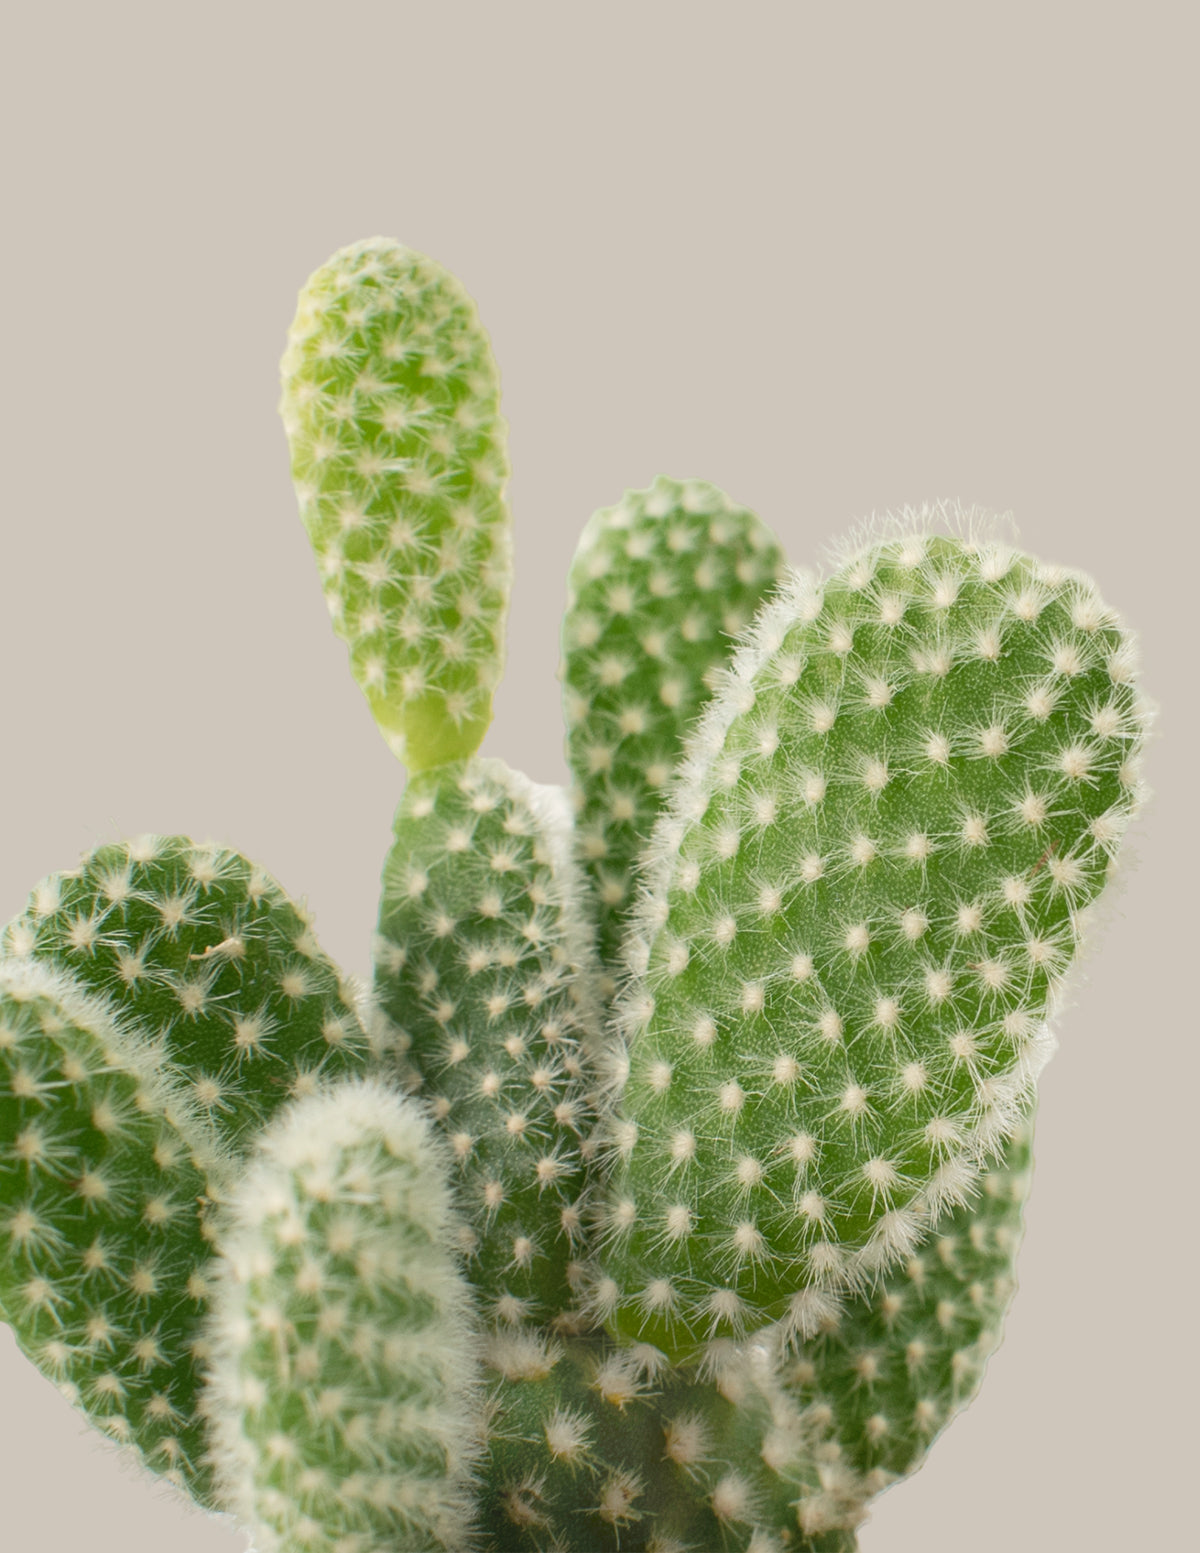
[1, 4, 1194, 1549]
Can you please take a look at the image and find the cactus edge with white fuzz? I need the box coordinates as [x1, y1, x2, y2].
[594, 517, 1147, 1359]
[0, 957, 229, 1502]
[0, 226, 1157, 1553]
[203, 1078, 484, 1552]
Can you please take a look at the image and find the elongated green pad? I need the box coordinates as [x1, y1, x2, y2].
[373, 758, 604, 1331]
[205, 1078, 483, 1553]
[562, 477, 785, 986]
[2, 835, 380, 1152]
[595, 519, 1147, 1357]
[481, 1330, 866, 1550]
[281, 237, 512, 769]
[0, 958, 226, 1501]
[782, 1115, 1034, 1498]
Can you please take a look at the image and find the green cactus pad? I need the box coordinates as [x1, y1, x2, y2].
[783, 1114, 1034, 1498]
[595, 519, 1147, 1357]
[204, 1078, 483, 1552]
[481, 1329, 866, 1550]
[2, 835, 381, 1152]
[0, 958, 227, 1501]
[562, 477, 785, 988]
[281, 237, 512, 769]
[374, 758, 604, 1330]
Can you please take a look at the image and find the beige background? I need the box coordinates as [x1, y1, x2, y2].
[1, 4, 1194, 1548]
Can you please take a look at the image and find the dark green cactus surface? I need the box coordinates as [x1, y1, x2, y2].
[481, 1328, 865, 1550]
[783, 1114, 1034, 1495]
[0, 960, 224, 1500]
[374, 758, 604, 1332]
[2, 835, 380, 1152]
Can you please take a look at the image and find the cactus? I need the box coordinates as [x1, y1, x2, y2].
[1, 835, 382, 1151]
[562, 478, 786, 988]
[372, 755, 605, 1336]
[592, 529, 1145, 1359]
[780, 1113, 1035, 1497]
[0, 957, 226, 1500]
[0, 241, 1152, 1550]
[281, 236, 511, 770]
[481, 1329, 866, 1550]
[0, 837, 385, 1505]
[204, 1077, 483, 1551]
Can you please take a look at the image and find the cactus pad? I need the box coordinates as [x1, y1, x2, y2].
[204, 1078, 483, 1552]
[2, 835, 380, 1152]
[595, 520, 1147, 1356]
[481, 1329, 866, 1550]
[0, 958, 226, 1500]
[374, 758, 604, 1331]
[782, 1114, 1034, 1498]
[281, 237, 512, 769]
[562, 477, 785, 985]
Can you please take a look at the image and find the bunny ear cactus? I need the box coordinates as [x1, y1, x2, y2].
[592, 524, 1147, 1358]
[280, 237, 512, 770]
[0, 238, 1154, 1553]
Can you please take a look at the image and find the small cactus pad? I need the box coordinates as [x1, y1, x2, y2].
[596, 520, 1147, 1356]
[783, 1115, 1034, 1498]
[281, 237, 512, 769]
[374, 759, 604, 1329]
[204, 1078, 483, 1553]
[480, 1330, 866, 1550]
[0, 958, 226, 1501]
[2, 835, 380, 1152]
[562, 477, 785, 986]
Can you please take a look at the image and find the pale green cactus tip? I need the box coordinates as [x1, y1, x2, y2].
[281, 236, 512, 772]
[2, 235, 1155, 1553]
[592, 512, 1150, 1360]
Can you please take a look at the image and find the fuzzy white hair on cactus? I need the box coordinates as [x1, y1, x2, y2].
[203, 1077, 484, 1553]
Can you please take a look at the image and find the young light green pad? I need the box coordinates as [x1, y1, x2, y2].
[781, 1115, 1034, 1499]
[562, 476, 785, 987]
[0, 958, 227, 1503]
[2, 835, 380, 1152]
[595, 522, 1147, 1358]
[281, 237, 512, 770]
[374, 758, 604, 1331]
[204, 1078, 483, 1553]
